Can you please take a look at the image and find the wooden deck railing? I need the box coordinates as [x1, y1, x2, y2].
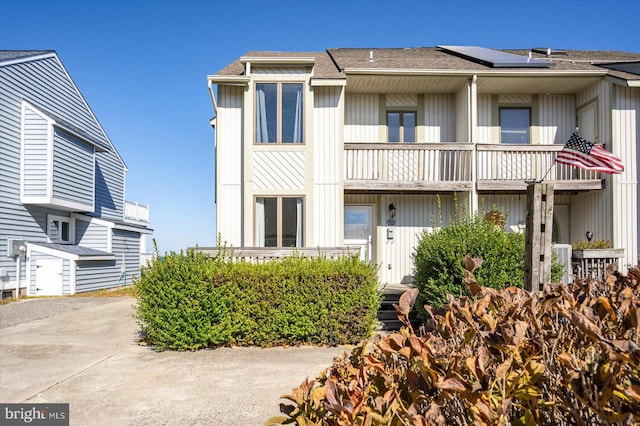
[195, 246, 362, 263]
[344, 143, 603, 192]
[344, 143, 473, 191]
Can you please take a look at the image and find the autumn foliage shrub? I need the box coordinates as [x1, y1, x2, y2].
[135, 249, 380, 350]
[269, 257, 640, 425]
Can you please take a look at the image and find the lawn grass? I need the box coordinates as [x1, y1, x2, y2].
[0, 285, 137, 305]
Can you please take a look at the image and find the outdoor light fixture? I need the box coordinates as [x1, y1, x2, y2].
[586, 231, 593, 242]
[388, 203, 396, 219]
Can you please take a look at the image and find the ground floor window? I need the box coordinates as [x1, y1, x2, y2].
[47, 214, 73, 244]
[255, 197, 303, 247]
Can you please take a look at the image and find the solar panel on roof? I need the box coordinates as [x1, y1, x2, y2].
[438, 45, 554, 68]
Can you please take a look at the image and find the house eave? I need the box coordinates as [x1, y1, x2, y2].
[240, 56, 316, 65]
[343, 68, 609, 78]
[310, 78, 347, 87]
[605, 75, 640, 87]
[207, 75, 250, 86]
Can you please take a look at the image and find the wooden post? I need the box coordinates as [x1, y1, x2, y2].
[524, 182, 555, 292]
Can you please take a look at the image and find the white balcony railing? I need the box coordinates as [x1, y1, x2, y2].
[124, 201, 150, 225]
[344, 143, 473, 191]
[344, 143, 603, 192]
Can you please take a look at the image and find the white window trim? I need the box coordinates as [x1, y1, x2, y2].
[47, 214, 75, 244]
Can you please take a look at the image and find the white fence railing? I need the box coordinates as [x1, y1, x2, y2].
[344, 143, 601, 189]
[124, 201, 150, 225]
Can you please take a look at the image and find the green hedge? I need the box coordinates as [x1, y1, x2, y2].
[135, 250, 380, 350]
[413, 212, 565, 310]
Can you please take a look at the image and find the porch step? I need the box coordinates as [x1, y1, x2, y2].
[377, 287, 421, 331]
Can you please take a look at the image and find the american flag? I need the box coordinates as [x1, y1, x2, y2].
[555, 133, 624, 174]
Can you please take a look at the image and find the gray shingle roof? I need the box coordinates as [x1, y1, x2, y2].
[0, 50, 54, 64]
[211, 46, 640, 82]
[30, 243, 114, 258]
[213, 51, 344, 79]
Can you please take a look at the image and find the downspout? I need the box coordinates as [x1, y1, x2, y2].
[207, 79, 219, 233]
[469, 75, 479, 215]
[207, 79, 219, 116]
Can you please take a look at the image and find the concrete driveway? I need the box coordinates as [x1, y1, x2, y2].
[0, 297, 347, 425]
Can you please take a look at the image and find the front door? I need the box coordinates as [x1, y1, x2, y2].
[36, 259, 63, 296]
[344, 205, 374, 262]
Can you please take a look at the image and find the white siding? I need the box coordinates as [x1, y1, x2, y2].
[313, 86, 343, 246]
[538, 95, 576, 145]
[424, 94, 455, 142]
[456, 84, 469, 142]
[253, 151, 305, 190]
[378, 194, 457, 284]
[613, 86, 639, 269]
[476, 94, 493, 143]
[216, 85, 244, 246]
[344, 94, 378, 142]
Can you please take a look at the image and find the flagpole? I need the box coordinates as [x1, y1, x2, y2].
[539, 160, 555, 183]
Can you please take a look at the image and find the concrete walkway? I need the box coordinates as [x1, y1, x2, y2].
[0, 297, 347, 425]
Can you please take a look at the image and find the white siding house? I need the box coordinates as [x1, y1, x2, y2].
[0, 51, 152, 297]
[208, 46, 640, 285]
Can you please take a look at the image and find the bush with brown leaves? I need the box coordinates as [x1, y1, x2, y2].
[267, 257, 640, 425]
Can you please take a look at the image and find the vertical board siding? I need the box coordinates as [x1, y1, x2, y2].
[52, 129, 94, 207]
[456, 85, 469, 142]
[253, 151, 306, 190]
[344, 94, 379, 142]
[538, 95, 575, 145]
[424, 94, 455, 142]
[480, 195, 527, 231]
[614, 86, 639, 268]
[313, 86, 342, 245]
[379, 194, 457, 284]
[476, 94, 493, 143]
[75, 218, 109, 251]
[22, 106, 49, 197]
[216, 85, 244, 246]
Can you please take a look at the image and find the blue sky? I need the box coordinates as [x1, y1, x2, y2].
[1, 0, 638, 254]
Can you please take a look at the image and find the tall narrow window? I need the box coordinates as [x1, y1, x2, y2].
[255, 83, 303, 144]
[255, 197, 303, 247]
[500, 108, 530, 143]
[387, 111, 416, 143]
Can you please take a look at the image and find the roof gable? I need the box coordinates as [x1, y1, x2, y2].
[0, 50, 127, 168]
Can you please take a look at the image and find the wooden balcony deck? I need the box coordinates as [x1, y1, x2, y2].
[344, 143, 603, 192]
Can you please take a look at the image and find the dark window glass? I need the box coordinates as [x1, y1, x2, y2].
[404, 112, 416, 142]
[263, 197, 278, 247]
[256, 83, 277, 143]
[500, 108, 530, 143]
[281, 198, 301, 247]
[282, 84, 303, 143]
[388, 112, 400, 142]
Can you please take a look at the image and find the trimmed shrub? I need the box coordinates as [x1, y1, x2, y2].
[135, 249, 380, 350]
[413, 209, 564, 310]
[269, 260, 640, 425]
